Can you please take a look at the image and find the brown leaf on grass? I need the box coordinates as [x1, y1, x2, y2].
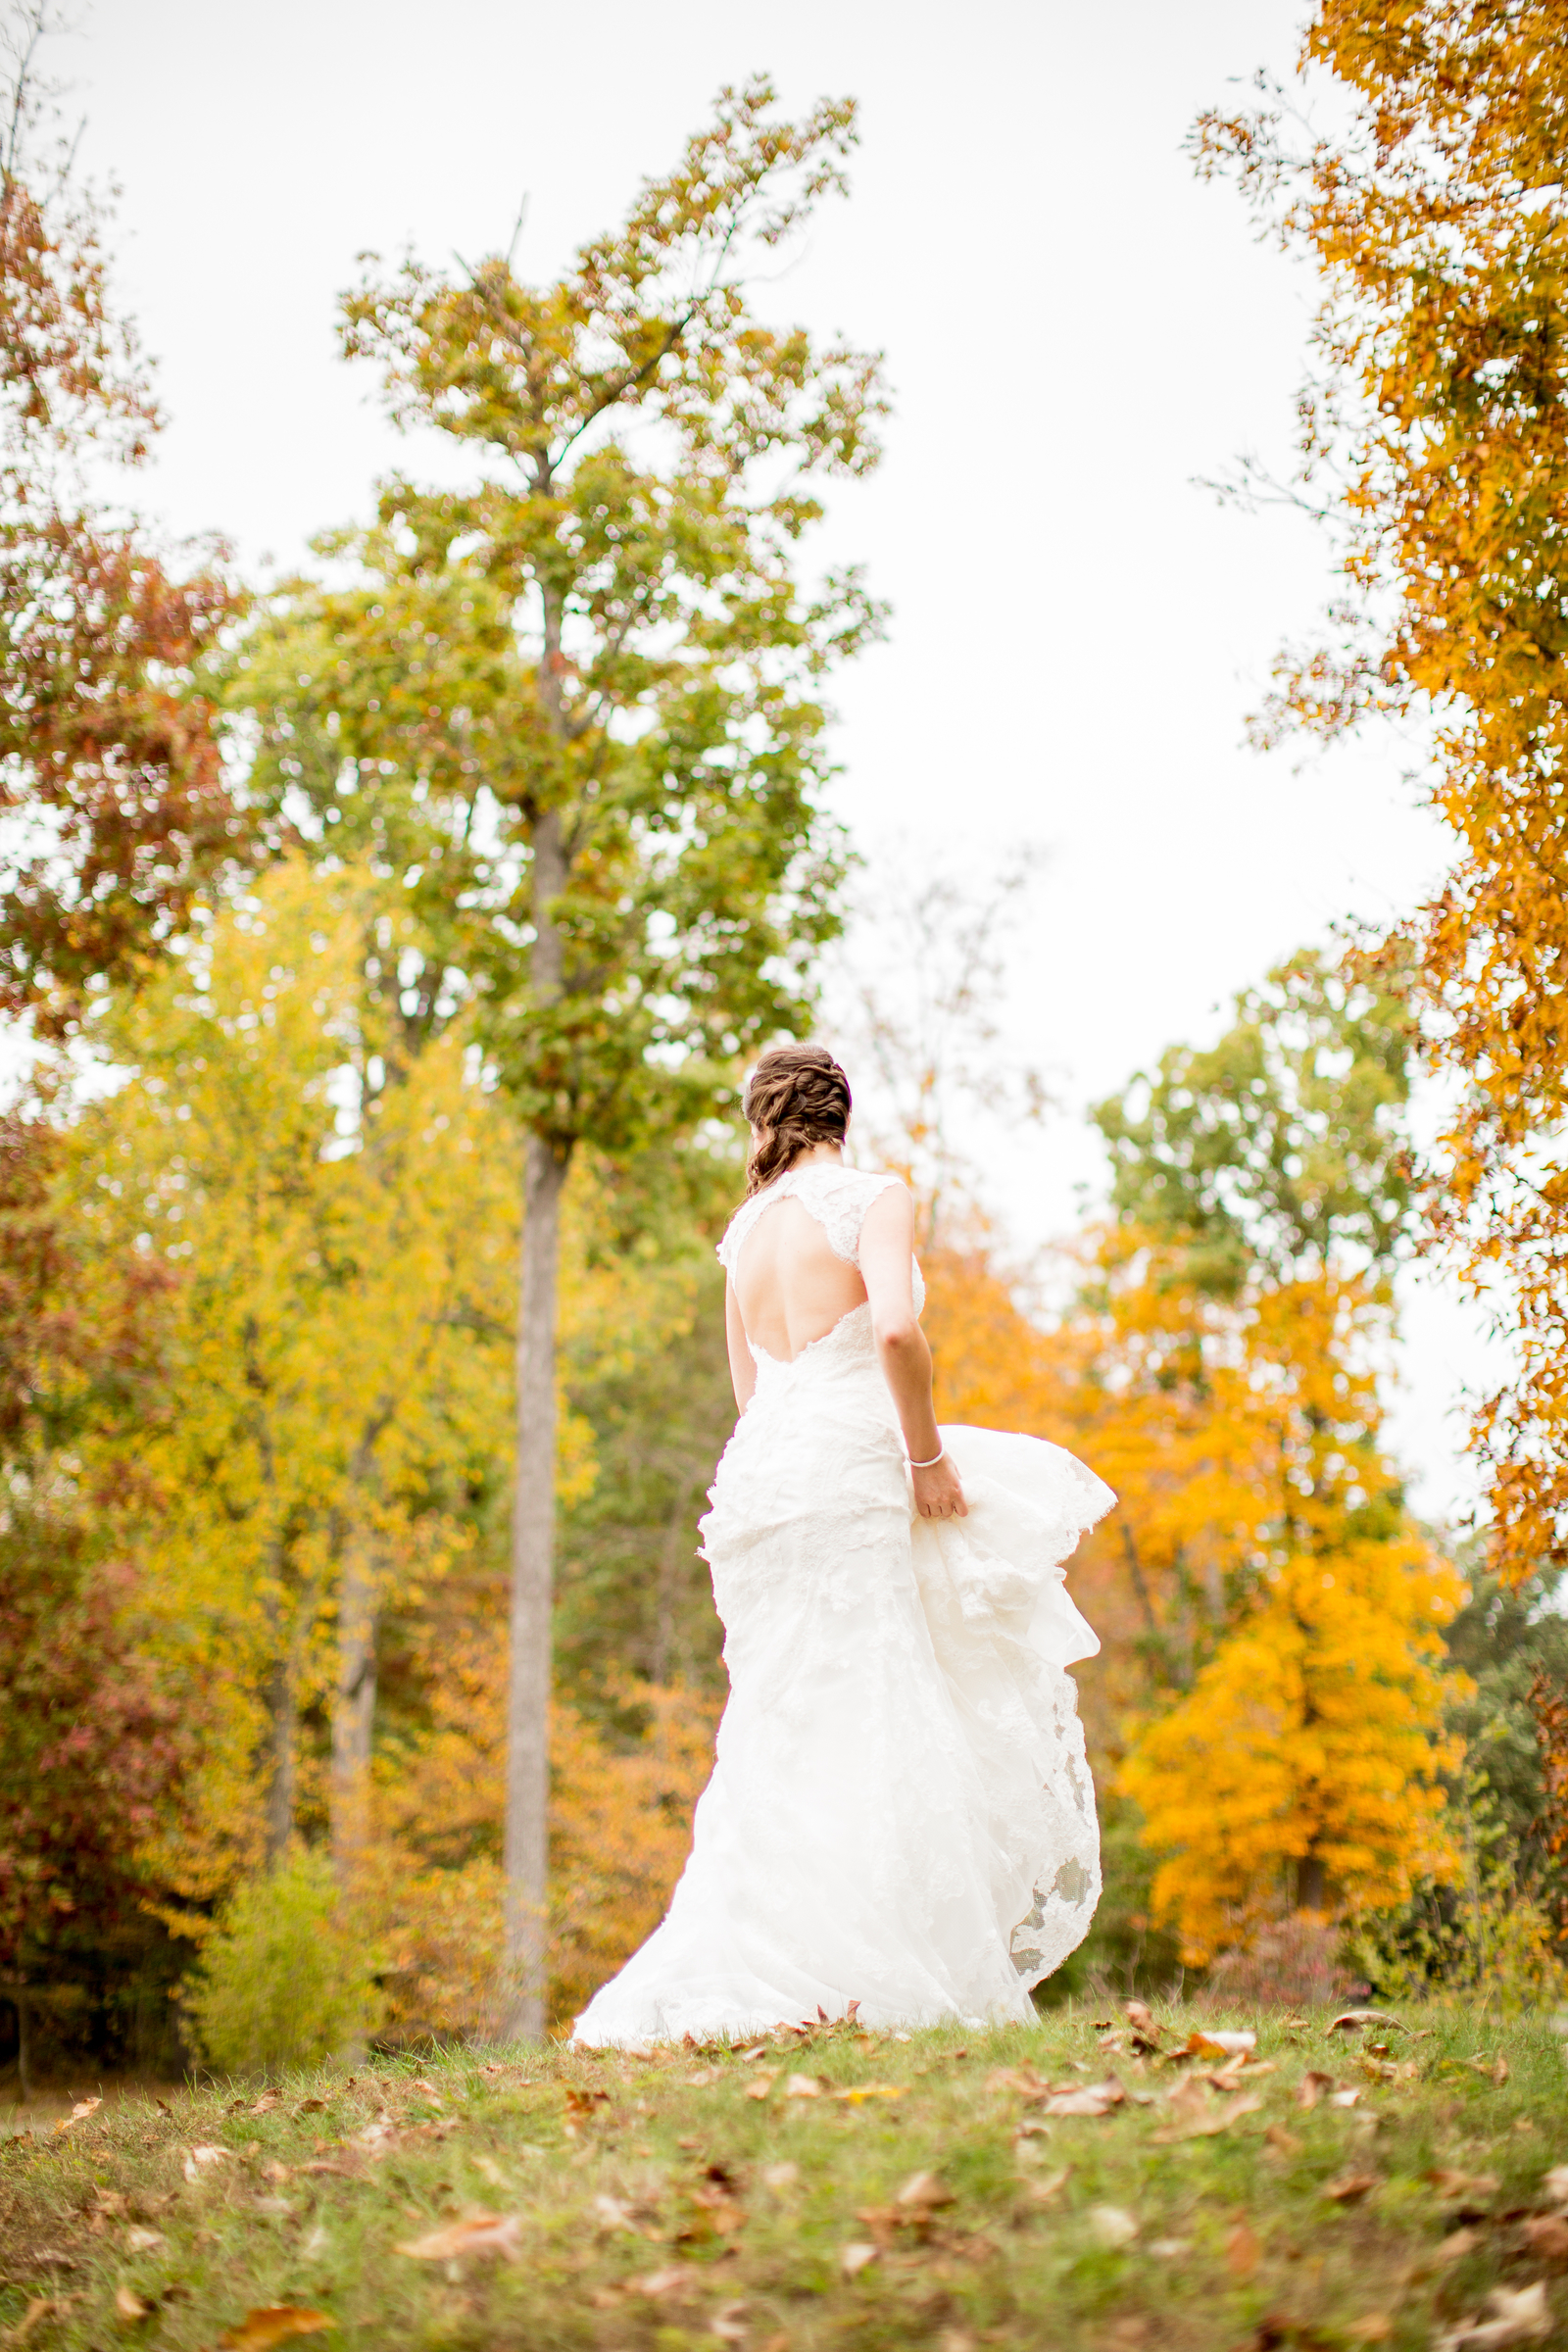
[1265, 2125, 1302, 2156]
[182, 2145, 232, 2182]
[1519, 2215, 1568, 2262]
[685, 2069, 719, 2088]
[1179, 2030, 1256, 2059]
[114, 2286, 151, 2326]
[1021, 2167, 1071, 2207]
[744, 2070, 777, 2101]
[710, 2303, 749, 2346]
[1088, 2204, 1139, 2248]
[985, 2064, 1050, 2099]
[1329, 2088, 1362, 2108]
[1296, 2072, 1335, 2111]
[1328, 2010, 1403, 2035]
[1347, 2319, 1395, 2344]
[1043, 2077, 1125, 2118]
[1434, 2282, 1552, 2351]
[293, 2099, 327, 2116]
[216, 2310, 336, 2350]
[1492, 2054, 1510, 2086]
[898, 2171, 956, 2212]
[54, 2098, 101, 2135]
[249, 2093, 279, 2115]
[1226, 2219, 1262, 2280]
[1542, 2165, 1568, 2207]
[1125, 1999, 1156, 2036]
[1428, 2171, 1500, 2200]
[761, 2162, 799, 2191]
[1322, 2173, 1378, 2205]
[625, 2268, 690, 2302]
[123, 2230, 166, 2254]
[1433, 2229, 1481, 2267]
[832, 2082, 905, 2105]
[1158, 2091, 1263, 2144]
[293, 2162, 353, 2180]
[840, 2241, 878, 2278]
[783, 2074, 824, 2099]
[393, 2212, 522, 2263]
[6, 2299, 78, 2343]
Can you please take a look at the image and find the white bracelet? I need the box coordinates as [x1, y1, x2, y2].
[907, 1446, 945, 1470]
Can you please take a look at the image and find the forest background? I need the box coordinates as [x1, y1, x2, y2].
[5, 0, 1568, 2084]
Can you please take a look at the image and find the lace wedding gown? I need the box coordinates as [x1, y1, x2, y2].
[571, 1163, 1112, 2047]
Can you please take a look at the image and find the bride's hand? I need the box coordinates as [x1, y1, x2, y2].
[912, 1455, 967, 1520]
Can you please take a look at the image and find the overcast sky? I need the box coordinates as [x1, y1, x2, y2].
[72, 0, 1497, 1519]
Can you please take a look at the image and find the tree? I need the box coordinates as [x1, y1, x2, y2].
[1194, 3, 1568, 1577]
[231, 76, 885, 2032]
[0, 1, 240, 1037]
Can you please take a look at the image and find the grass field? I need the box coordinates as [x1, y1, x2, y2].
[2, 2001, 1566, 2350]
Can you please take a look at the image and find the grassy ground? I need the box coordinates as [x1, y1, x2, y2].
[2, 2002, 1566, 2350]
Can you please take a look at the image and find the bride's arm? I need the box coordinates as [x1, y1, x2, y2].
[859, 1187, 967, 1521]
[724, 1278, 759, 1414]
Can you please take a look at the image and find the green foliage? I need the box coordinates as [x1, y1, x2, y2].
[182, 1847, 382, 2078]
[1092, 946, 1413, 1294]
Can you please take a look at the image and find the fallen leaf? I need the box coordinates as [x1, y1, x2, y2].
[1328, 2010, 1403, 2035]
[114, 2285, 151, 2325]
[1520, 2215, 1568, 2262]
[1493, 2054, 1510, 2086]
[294, 2162, 352, 2179]
[1022, 2167, 1071, 2206]
[293, 2098, 327, 2116]
[1348, 2319, 1395, 2344]
[1265, 2124, 1302, 2155]
[1152, 2081, 1264, 2143]
[1322, 2173, 1378, 2205]
[1433, 2229, 1480, 2267]
[840, 2241, 878, 2278]
[1329, 2088, 1362, 2108]
[685, 2069, 719, 2087]
[6, 2299, 78, 2344]
[1544, 2165, 1568, 2206]
[1148, 2237, 1191, 2259]
[124, 2230, 166, 2254]
[744, 2070, 777, 2101]
[626, 2268, 690, 2302]
[1226, 2218, 1261, 2280]
[217, 2314, 336, 2352]
[1180, 2029, 1256, 2058]
[710, 2302, 749, 2345]
[1125, 1999, 1156, 2036]
[249, 2093, 279, 2115]
[1089, 2204, 1139, 2248]
[1428, 2170, 1500, 2200]
[393, 2212, 521, 2262]
[783, 2074, 822, 2099]
[182, 2144, 232, 2182]
[54, 2097, 102, 2135]
[761, 2162, 799, 2191]
[1297, 2072, 1335, 2111]
[832, 2082, 905, 2105]
[1435, 2281, 1552, 2351]
[897, 2171, 956, 2211]
[1043, 2077, 1125, 2118]
[593, 2195, 639, 2234]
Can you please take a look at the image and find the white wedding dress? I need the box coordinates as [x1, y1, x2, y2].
[571, 1163, 1112, 2047]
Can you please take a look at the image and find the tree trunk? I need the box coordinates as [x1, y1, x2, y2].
[331, 1534, 378, 1888]
[265, 1655, 297, 1864]
[501, 1130, 569, 2040]
[1296, 1853, 1326, 1912]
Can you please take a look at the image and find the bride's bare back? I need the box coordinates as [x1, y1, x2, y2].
[732, 1195, 868, 1362]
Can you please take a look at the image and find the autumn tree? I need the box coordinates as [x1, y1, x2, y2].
[1195, 1, 1568, 1578]
[230, 77, 884, 2033]
[0, 1, 239, 1035]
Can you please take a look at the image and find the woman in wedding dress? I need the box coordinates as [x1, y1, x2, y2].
[572, 1045, 1112, 2047]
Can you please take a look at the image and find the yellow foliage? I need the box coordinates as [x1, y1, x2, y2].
[1122, 1540, 1465, 1962]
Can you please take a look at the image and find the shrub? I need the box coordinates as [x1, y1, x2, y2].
[183, 1846, 381, 2076]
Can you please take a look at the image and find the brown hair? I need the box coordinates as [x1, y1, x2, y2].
[743, 1044, 852, 1196]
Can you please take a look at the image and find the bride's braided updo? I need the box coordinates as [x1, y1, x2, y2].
[743, 1044, 852, 1197]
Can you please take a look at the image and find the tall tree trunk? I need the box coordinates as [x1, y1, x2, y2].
[502, 1129, 569, 2038]
[331, 1533, 378, 1888]
[1296, 1853, 1326, 1913]
[501, 776, 572, 2042]
[265, 1655, 297, 1864]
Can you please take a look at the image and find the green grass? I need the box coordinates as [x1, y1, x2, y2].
[2, 2002, 1566, 2349]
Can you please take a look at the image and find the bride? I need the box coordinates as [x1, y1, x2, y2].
[572, 1044, 1112, 2047]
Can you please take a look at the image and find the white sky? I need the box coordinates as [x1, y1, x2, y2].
[74, 0, 1499, 1522]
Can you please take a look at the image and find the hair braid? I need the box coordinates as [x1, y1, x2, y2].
[742, 1044, 853, 1196]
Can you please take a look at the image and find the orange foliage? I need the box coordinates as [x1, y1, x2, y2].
[361, 1624, 717, 2036]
